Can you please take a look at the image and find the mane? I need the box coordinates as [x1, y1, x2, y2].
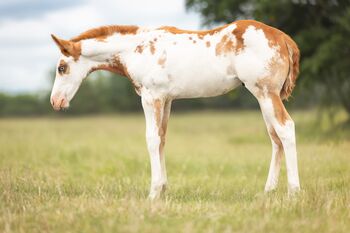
[70, 25, 139, 42]
[157, 24, 229, 36]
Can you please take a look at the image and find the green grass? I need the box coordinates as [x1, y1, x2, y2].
[0, 111, 349, 233]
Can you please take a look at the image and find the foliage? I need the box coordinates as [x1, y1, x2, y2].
[0, 93, 47, 116]
[3, 1, 350, 116]
[67, 72, 142, 114]
[186, 0, 350, 115]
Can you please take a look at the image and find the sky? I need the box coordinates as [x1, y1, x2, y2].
[0, 0, 201, 93]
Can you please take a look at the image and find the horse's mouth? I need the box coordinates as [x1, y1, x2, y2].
[51, 98, 69, 111]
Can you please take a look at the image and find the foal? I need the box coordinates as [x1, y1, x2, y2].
[50, 20, 300, 199]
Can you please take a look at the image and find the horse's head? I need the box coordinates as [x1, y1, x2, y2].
[50, 35, 101, 111]
[50, 27, 138, 110]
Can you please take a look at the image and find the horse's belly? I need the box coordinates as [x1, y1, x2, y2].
[168, 70, 241, 99]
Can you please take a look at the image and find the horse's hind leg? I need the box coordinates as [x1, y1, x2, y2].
[263, 116, 283, 192]
[245, 83, 300, 194]
[261, 94, 301, 193]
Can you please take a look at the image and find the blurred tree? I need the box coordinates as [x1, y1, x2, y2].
[0, 93, 48, 116]
[66, 71, 142, 115]
[186, 0, 350, 116]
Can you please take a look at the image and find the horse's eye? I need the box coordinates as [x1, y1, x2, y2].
[58, 66, 65, 73]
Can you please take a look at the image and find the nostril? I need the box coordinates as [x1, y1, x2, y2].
[51, 99, 55, 106]
[59, 98, 64, 107]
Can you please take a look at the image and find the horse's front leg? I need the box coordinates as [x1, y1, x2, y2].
[141, 93, 168, 200]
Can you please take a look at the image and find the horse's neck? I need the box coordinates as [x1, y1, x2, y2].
[86, 31, 148, 89]
[82, 30, 142, 62]
[106, 30, 150, 57]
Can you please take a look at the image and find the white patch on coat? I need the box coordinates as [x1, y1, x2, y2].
[234, 26, 277, 83]
[118, 27, 241, 98]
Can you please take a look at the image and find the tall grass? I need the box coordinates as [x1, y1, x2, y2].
[0, 111, 349, 233]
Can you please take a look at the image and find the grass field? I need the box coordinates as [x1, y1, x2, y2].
[0, 111, 349, 233]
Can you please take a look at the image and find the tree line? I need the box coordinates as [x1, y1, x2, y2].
[1, 0, 349, 119]
[0, 70, 320, 116]
[186, 0, 350, 117]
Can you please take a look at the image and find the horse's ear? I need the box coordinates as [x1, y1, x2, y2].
[51, 34, 81, 59]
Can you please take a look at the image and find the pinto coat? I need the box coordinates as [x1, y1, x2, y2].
[50, 20, 301, 199]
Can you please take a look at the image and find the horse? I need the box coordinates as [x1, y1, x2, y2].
[50, 19, 300, 200]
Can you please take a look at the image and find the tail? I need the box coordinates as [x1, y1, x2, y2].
[280, 34, 300, 100]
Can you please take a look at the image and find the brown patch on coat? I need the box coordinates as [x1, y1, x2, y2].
[156, 20, 288, 56]
[95, 36, 108, 42]
[89, 64, 114, 74]
[58, 60, 70, 75]
[158, 101, 171, 156]
[255, 77, 275, 98]
[269, 126, 283, 149]
[70, 25, 139, 42]
[111, 56, 141, 92]
[150, 99, 171, 156]
[215, 35, 234, 56]
[253, 50, 292, 112]
[159, 116, 167, 155]
[270, 93, 290, 125]
[233, 27, 245, 53]
[158, 51, 167, 68]
[153, 99, 162, 132]
[149, 41, 156, 54]
[135, 44, 144, 53]
[158, 20, 291, 58]
[254, 50, 289, 95]
[89, 56, 141, 93]
[159, 131, 166, 156]
[206, 41, 211, 47]
[158, 24, 228, 36]
[255, 75, 291, 125]
[109, 56, 129, 76]
[197, 34, 205, 40]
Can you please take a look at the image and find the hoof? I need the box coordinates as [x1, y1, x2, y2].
[264, 186, 278, 193]
[288, 186, 301, 197]
[148, 184, 167, 201]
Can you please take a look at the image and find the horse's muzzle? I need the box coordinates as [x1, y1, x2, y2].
[50, 95, 69, 111]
